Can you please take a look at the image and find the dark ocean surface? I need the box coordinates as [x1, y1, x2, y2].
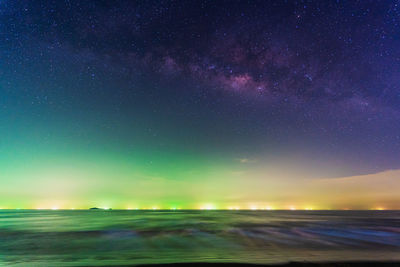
[1, 210, 400, 266]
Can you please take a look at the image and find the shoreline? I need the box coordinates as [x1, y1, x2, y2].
[78, 262, 400, 267]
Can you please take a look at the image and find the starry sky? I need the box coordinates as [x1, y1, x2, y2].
[1, 0, 400, 209]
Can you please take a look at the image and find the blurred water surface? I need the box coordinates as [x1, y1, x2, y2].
[1, 210, 400, 266]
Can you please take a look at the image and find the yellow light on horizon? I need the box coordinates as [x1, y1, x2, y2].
[289, 206, 296, 210]
[201, 204, 216, 210]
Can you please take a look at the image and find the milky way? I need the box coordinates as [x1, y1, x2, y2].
[1, 1, 400, 208]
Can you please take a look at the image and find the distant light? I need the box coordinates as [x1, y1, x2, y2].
[266, 206, 273, 210]
[305, 207, 313, 210]
[250, 206, 258, 210]
[376, 207, 385, 211]
[51, 206, 59, 210]
[201, 204, 215, 210]
[289, 206, 296, 210]
[152, 207, 158, 210]
[170, 207, 177, 210]
[103, 207, 110, 210]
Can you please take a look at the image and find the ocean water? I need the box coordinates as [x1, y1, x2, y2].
[1, 210, 400, 266]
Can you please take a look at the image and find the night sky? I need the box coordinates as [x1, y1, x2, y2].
[1, 0, 400, 209]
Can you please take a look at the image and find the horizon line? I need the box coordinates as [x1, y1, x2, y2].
[0, 208, 394, 211]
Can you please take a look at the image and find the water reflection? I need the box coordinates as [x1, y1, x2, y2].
[1, 210, 400, 265]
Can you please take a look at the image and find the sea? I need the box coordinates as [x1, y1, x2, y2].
[1, 210, 400, 266]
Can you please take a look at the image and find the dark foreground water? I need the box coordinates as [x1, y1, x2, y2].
[1, 210, 400, 266]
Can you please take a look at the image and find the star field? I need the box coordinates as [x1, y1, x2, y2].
[1, 0, 400, 209]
